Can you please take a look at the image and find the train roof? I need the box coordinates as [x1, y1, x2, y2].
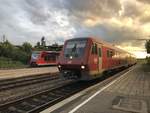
[66, 37, 134, 56]
[32, 51, 60, 54]
[90, 37, 136, 56]
[90, 37, 125, 52]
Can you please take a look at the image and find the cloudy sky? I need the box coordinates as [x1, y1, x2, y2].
[0, 0, 150, 58]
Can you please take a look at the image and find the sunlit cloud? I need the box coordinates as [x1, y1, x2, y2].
[133, 51, 150, 58]
[83, 18, 101, 27]
[116, 45, 149, 58]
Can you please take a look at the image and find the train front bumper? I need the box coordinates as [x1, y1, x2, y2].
[57, 64, 88, 71]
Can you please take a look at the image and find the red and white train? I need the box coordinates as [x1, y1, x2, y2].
[30, 51, 60, 67]
[58, 37, 136, 80]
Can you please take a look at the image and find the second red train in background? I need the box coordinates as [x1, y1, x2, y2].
[30, 51, 60, 67]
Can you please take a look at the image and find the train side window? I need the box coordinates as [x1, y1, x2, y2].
[95, 44, 97, 54]
[92, 44, 95, 54]
[91, 43, 97, 55]
[98, 48, 101, 57]
[107, 50, 109, 57]
[110, 51, 113, 57]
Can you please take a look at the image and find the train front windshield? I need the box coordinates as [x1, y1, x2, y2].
[64, 40, 87, 58]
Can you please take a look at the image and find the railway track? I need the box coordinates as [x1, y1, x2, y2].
[0, 67, 131, 113]
[0, 73, 59, 91]
[0, 81, 78, 113]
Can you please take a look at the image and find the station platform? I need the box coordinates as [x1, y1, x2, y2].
[0, 67, 58, 80]
[42, 64, 150, 113]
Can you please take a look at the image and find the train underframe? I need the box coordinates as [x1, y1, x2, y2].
[59, 63, 136, 81]
[60, 69, 105, 81]
[60, 70, 81, 79]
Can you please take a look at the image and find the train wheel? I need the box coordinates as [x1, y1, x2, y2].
[30, 62, 37, 67]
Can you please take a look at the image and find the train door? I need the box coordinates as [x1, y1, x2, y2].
[90, 43, 98, 75]
[98, 45, 102, 73]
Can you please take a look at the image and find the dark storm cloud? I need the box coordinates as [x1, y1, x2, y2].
[63, 0, 121, 19]
[0, 0, 31, 43]
[21, 0, 51, 25]
[0, 0, 75, 44]
[140, 15, 150, 23]
[122, 1, 142, 18]
[61, 0, 149, 49]
[121, 0, 150, 24]
[73, 22, 141, 46]
[137, 0, 150, 4]
[57, 0, 146, 47]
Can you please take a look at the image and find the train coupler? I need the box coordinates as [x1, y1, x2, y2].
[60, 70, 80, 79]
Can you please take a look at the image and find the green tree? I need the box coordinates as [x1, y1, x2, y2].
[0, 40, 31, 64]
[11, 48, 29, 64]
[0, 40, 14, 58]
[0, 42, 3, 55]
[22, 42, 32, 54]
[37, 42, 40, 47]
[145, 40, 150, 64]
[35, 42, 40, 48]
[145, 40, 150, 53]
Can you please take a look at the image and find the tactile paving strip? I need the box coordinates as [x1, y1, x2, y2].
[112, 96, 148, 113]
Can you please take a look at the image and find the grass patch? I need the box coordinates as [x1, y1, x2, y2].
[0, 57, 27, 69]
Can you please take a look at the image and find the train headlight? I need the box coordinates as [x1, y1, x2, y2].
[81, 65, 85, 69]
[58, 65, 61, 68]
[70, 56, 73, 59]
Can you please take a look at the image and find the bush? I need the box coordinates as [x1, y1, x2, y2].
[11, 48, 30, 64]
[0, 41, 14, 58]
[0, 40, 32, 65]
[22, 42, 32, 54]
[0, 57, 26, 68]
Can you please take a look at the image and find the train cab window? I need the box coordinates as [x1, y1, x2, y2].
[98, 48, 101, 57]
